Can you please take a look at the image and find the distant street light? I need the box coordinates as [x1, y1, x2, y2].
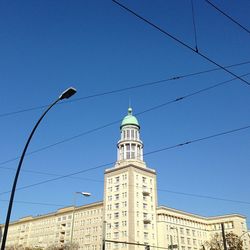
[0, 87, 77, 250]
[70, 191, 92, 245]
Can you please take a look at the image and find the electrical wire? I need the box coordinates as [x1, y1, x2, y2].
[112, 0, 250, 86]
[1, 175, 250, 208]
[191, 0, 199, 52]
[105, 239, 170, 250]
[0, 123, 250, 201]
[205, 0, 250, 35]
[0, 60, 250, 118]
[1, 72, 249, 169]
[0, 199, 63, 207]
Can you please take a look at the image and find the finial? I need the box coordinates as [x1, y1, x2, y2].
[128, 107, 132, 115]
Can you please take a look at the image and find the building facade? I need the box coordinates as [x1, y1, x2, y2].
[1, 108, 249, 250]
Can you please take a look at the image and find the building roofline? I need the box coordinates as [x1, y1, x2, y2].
[1, 202, 246, 228]
[0, 201, 103, 226]
[157, 205, 246, 220]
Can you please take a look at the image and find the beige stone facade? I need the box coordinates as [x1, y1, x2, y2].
[1, 202, 103, 249]
[157, 207, 250, 250]
[1, 202, 249, 249]
[1, 108, 249, 249]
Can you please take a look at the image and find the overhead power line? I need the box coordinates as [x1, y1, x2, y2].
[112, 0, 250, 86]
[0, 123, 250, 203]
[157, 188, 250, 205]
[2, 178, 250, 208]
[0, 199, 63, 207]
[0, 60, 250, 119]
[105, 239, 167, 250]
[1, 72, 249, 168]
[190, 0, 199, 52]
[205, 0, 250, 35]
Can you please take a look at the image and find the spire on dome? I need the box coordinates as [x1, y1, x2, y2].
[120, 107, 140, 129]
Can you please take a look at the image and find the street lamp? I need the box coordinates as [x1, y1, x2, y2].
[70, 191, 92, 246]
[1, 87, 77, 250]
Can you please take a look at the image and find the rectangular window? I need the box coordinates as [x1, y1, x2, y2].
[131, 130, 134, 139]
[126, 130, 130, 139]
[114, 212, 119, 219]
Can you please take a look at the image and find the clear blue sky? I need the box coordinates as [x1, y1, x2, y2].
[0, 0, 250, 227]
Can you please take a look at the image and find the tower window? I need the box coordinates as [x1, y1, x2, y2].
[126, 130, 130, 139]
[131, 130, 134, 139]
[126, 144, 130, 159]
[131, 144, 135, 159]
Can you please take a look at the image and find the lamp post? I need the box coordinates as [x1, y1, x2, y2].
[1, 87, 77, 250]
[170, 226, 180, 250]
[70, 192, 91, 246]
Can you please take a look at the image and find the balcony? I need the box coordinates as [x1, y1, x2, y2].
[142, 190, 150, 196]
[143, 219, 151, 224]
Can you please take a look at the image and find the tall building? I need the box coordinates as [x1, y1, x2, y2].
[104, 107, 158, 249]
[1, 108, 249, 250]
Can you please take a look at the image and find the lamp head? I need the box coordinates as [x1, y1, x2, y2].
[59, 87, 77, 100]
[76, 192, 91, 197]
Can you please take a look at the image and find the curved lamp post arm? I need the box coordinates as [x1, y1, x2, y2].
[1, 87, 76, 250]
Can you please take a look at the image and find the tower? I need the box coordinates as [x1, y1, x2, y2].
[103, 108, 158, 249]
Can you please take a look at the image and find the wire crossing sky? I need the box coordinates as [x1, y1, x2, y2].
[1, 60, 249, 118]
[0, 0, 249, 224]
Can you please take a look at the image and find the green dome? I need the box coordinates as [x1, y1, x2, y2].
[120, 107, 140, 129]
